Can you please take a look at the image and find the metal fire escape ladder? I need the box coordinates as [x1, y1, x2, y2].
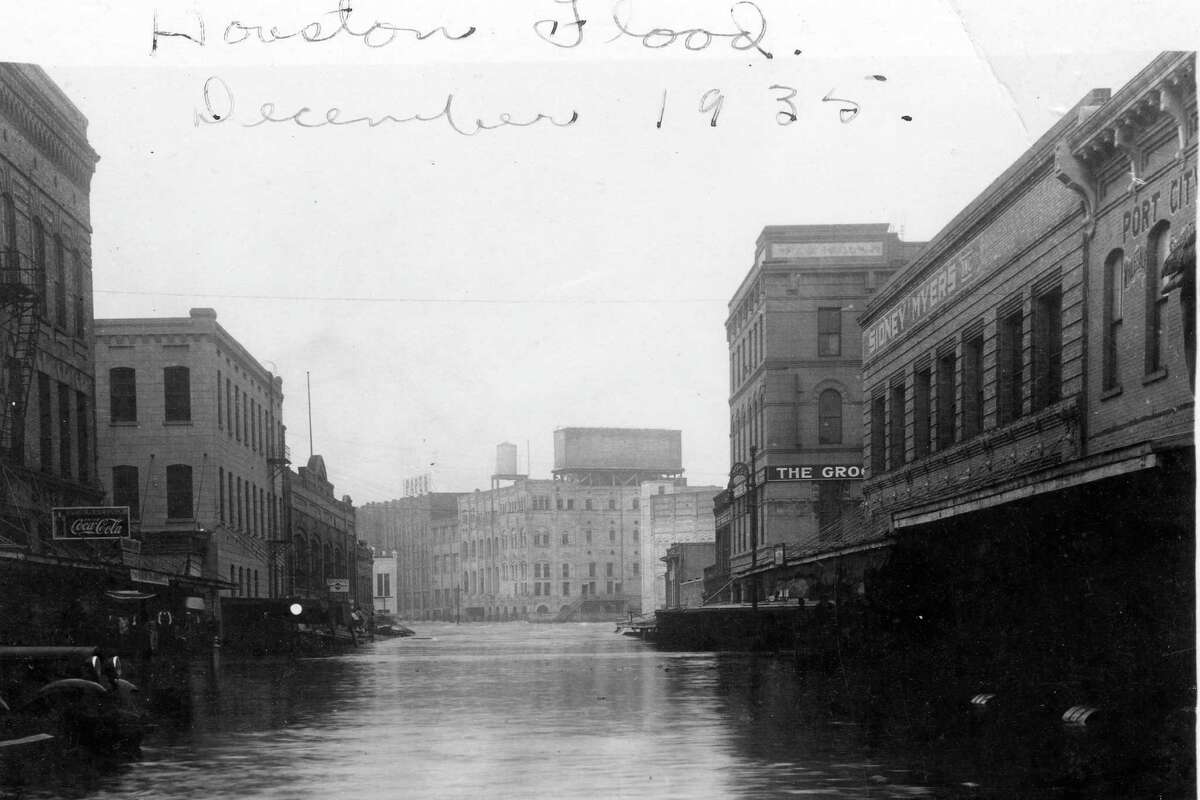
[0, 246, 42, 545]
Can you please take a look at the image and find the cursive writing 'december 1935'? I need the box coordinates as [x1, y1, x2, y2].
[194, 77, 580, 136]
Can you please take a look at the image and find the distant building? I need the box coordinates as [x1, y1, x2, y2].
[93, 308, 288, 599]
[357, 492, 460, 620]
[0, 64, 101, 552]
[638, 480, 720, 613]
[285, 454, 363, 612]
[662, 542, 715, 610]
[371, 549, 398, 615]
[717, 224, 925, 605]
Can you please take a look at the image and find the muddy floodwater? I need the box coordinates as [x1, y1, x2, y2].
[2, 623, 1185, 799]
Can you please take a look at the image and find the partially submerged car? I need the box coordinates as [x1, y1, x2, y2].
[0, 646, 145, 756]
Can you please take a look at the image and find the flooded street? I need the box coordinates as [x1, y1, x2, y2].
[5, 623, 1168, 800]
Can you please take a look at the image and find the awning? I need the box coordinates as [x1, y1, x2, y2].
[104, 589, 158, 602]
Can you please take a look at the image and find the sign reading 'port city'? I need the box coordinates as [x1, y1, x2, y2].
[51, 506, 131, 540]
[766, 464, 865, 481]
[864, 239, 983, 359]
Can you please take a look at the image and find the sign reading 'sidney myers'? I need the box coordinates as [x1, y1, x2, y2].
[864, 240, 983, 359]
[52, 506, 131, 540]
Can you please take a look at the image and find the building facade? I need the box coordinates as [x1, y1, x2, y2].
[859, 52, 1195, 705]
[662, 542, 715, 610]
[93, 308, 287, 599]
[638, 480, 720, 613]
[372, 549, 398, 615]
[357, 492, 460, 620]
[457, 477, 644, 621]
[285, 454, 363, 611]
[0, 64, 101, 552]
[719, 225, 924, 604]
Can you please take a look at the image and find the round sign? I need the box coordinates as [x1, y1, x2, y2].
[289, 603, 303, 616]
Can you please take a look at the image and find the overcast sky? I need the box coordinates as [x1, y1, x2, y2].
[5, 1, 1195, 501]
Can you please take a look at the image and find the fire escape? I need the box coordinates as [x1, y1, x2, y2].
[0, 244, 42, 548]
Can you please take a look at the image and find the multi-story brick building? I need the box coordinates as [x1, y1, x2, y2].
[638, 479, 720, 613]
[859, 52, 1195, 705]
[717, 224, 924, 605]
[94, 308, 288, 599]
[0, 64, 101, 552]
[285, 454, 363, 612]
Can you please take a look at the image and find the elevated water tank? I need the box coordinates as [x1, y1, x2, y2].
[495, 442, 519, 477]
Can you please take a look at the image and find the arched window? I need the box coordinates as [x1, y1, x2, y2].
[818, 389, 843, 444]
[1147, 222, 1170, 375]
[1103, 249, 1124, 390]
[73, 251, 85, 339]
[53, 235, 66, 327]
[1, 194, 16, 283]
[32, 217, 46, 317]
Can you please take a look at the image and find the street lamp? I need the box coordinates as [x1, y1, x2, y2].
[727, 444, 758, 610]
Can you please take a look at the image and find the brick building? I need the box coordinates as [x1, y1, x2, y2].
[638, 479, 720, 613]
[662, 542, 715, 610]
[0, 64, 101, 551]
[859, 52, 1195, 706]
[94, 308, 288, 600]
[716, 224, 924, 605]
[285, 454, 363, 612]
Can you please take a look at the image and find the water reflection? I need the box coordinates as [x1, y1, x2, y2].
[0, 624, 1184, 799]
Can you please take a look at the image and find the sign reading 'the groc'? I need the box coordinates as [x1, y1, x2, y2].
[767, 465, 864, 481]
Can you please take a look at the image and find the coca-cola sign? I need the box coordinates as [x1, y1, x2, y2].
[52, 507, 131, 540]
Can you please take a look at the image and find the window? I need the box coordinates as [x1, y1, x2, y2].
[555, 497, 563, 510]
[166, 464, 194, 519]
[164, 366, 191, 422]
[870, 393, 886, 474]
[936, 351, 957, 449]
[608, 498, 615, 510]
[37, 373, 51, 471]
[889, 382, 906, 470]
[1032, 287, 1062, 411]
[73, 252, 85, 339]
[609, 529, 615, 542]
[1103, 250, 1123, 391]
[561, 563, 570, 578]
[217, 370, 223, 428]
[236, 476, 243, 528]
[109, 368, 137, 423]
[632, 497, 639, 510]
[561, 533, 569, 545]
[234, 386, 241, 441]
[112, 465, 139, 519]
[58, 382, 71, 478]
[76, 392, 89, 482]
[54, 236, 66, 328]
[0, 194, 15, 285]
[606, 562, 614, 577]
[226, 379, 232, 437]
[997, 308, 1024, 425]
[219, 467, 225, 521]
[32, 218, 46, 318]
[962, 333, 984, 439]
[562, 582, 570, 596]
[913, 366, 931, 459]
[589, 562, 597, 577]
[566, 499, 574, 510]
[585, 499, 593, 510]
[818, 308, 841, 356]
[1147, 223, 1170, 375]
[818, 389, 842, 444]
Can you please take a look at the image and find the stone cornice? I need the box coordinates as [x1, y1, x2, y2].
[0, 64, 99, 191]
